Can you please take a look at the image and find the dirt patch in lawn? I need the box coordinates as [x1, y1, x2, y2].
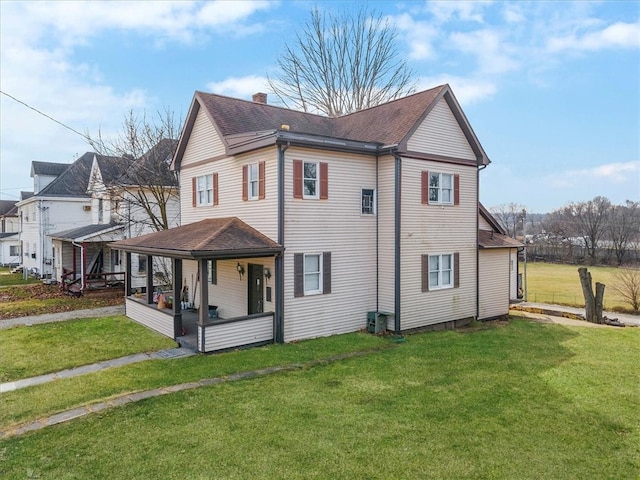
[0, 284, 124, 320]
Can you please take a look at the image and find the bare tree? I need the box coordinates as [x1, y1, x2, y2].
[489, 203, 527, 238]
[268, 6, 415, 116]
[87, 108, 180, 233]
[610, 267, 640, 312]
[545, 196, 612, 264]
[607, 200, 640, 265]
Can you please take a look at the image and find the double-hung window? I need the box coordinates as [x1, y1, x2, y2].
[429, 172, 453, 204]
[196, 174, 213, 206]
[422, 253, 458, 291]
[429, 254, 453, 289]
[294, 252, 332, 297]
[248, 164, 259, 200]
[303, 162, 319, 199]
[361, 188, 376, 215]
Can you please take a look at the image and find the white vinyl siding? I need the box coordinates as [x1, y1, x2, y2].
[199, 314, 273, 352]
[407, 98, 476, 161]
[126, 298, 175, 338]
[181, 106, 226, 166]
[479, 249, 510, 320]
[377, 155, 396, 315]
[400, 158, 477, 329]
[284, 147, 377, 342]
[180, 149, 278, 239]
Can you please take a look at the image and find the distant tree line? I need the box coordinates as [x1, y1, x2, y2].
[491, 197, 640, 266]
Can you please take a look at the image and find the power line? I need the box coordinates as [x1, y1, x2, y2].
[0, 90, 91, 142]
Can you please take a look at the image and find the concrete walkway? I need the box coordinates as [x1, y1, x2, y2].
[0, 305, 126, 330]
[510, 302, 640, 327]
[0, 347, 194, 393]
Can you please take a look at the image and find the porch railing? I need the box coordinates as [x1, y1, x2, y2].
[198, 312, 274, 353]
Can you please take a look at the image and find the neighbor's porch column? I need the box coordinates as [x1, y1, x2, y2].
[125, 252, 132, 296]
[81, 242, 87, 290]
[145, 254, 153, 305]
[172, 258, 183, 338]
[198, 258, 208, 327]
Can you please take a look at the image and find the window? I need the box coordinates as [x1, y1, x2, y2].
[111, 249, 121, 266]
[422, 171, 459, 205]
[98, 198, 104, 223]
[293, 160, 328, 199]
[422, 253, 459, 291]
[10, 245, 19, 256]
[294, 252, 331, 297]
[429, 173, 453, 204]
[196, 174, 213, 206]
[362, 189, 376, 215]
[248, 164, 259, 200]
[138, 255, 147, 274]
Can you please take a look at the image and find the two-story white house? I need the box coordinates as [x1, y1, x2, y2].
[50, 141, 180, 292]
[114, 85, 522, 352]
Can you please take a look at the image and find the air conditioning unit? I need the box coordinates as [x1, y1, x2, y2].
[83, 205, 92, 211]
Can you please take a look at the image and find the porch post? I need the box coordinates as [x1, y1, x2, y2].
[125, 252, 132, 296]
[198, 258, 208, 327]
[81, 242, 87, 290]
[145, 254, 153, 304]
[172, 258, 183, 337]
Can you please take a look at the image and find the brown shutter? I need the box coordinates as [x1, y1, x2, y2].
[242, 165, 248, 201]
[421, 254, 429, 292]
[213, 173, 219, 206]
[294, 253, 304, 297]
[210, 259, 217, 285]
[454, 252, 460, 288]
[259, 161, 265, 200]
[422, 171, 429, 204]
[323, 252, 331, 294]
[293, 160, 303, 199]
[320, 162, 329, 199]
[454, 174, 460, 205]
[192, 177, 197, 207]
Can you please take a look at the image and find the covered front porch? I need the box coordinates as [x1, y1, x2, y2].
[50, 223, 126, 293]
[111, 217, 283, 353]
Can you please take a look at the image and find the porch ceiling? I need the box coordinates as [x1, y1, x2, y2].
[111, 217, 283, 259]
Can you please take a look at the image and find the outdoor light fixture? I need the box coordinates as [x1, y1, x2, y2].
[237, 262, 245, 280]
[263, 267, 271, 280]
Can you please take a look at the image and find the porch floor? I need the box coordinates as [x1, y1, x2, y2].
[176, 309, 199, 351]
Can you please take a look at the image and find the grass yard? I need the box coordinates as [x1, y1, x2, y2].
[0, 315, 176, 382]
[524, 261, 633, 312]
[0, 267, 39, 287]
[1, 319, 638, 479]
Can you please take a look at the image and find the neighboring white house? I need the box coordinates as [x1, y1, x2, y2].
[114, 85, 521, 353]
[50, 141, 180, 291]
[0, 200, 20, 266]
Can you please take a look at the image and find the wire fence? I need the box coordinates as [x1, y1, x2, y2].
[525, 292, 618, 310]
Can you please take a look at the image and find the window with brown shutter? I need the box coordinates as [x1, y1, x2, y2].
[424, 253, 457, 290]
[293, 160, 303, 199]
[294, 252, 331, 296]
[259, 161, 265, 199]
[242, 165, 248, 201]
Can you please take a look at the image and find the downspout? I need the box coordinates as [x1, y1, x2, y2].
[393, 152, 402, 334]
[275, 141, 289, 344]
[375, 153, 379, 312]
[477, 163, 488, 319]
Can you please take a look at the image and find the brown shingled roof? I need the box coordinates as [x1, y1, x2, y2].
[112, 217, 282, 259]
[478, 230, 523, 249]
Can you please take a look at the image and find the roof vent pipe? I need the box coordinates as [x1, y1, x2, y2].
[252, 93, 267, 104]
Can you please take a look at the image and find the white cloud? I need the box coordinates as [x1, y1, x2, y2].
[391, 13, 439, 60]
[416, 75, 497, 104]
[449, 29, 519, 75]
[547, 21, 640, 52]
[426, 0, 492, 24]
[550, 161, 640, 187]
[207, 75, 270, 99]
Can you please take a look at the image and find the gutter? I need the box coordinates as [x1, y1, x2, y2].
[476, 162, 488, 319]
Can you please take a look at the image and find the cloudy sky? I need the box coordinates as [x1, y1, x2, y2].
[1, 0, 638, 212]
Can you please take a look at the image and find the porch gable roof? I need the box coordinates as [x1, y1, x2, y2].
[50, 223, 125, 242]
[111, 217, 283, 259]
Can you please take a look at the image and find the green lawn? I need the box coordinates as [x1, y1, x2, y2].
[0, 267, 39, 286]
[524, 261, 633, 312]
[0, 316, 176, 382]
[1, 319, 638, 479]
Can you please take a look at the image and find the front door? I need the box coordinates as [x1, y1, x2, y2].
[248, 263, 263, 314]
